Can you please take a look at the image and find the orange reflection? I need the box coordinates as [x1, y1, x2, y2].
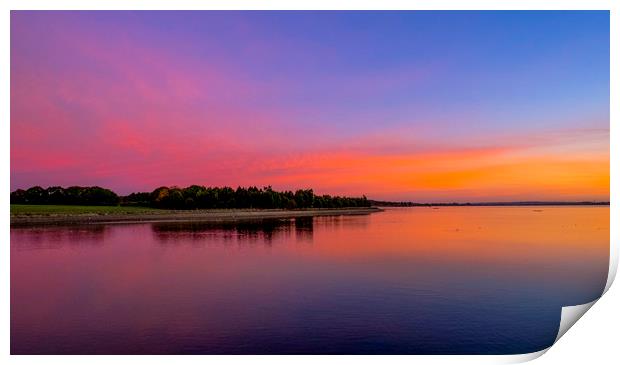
[306, 206, 610, 263]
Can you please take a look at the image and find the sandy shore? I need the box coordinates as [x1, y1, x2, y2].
[11, 207, 383, 226]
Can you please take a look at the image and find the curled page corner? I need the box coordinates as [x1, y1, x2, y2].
[507, 255, 616, 363]
[551, 250, 614, 346]
[554, 300, 597, 344]
[495, 299, 600, 364]
[499, 348, 549, 364]
[603, 243, 618, 295]
[523, 252, 617, 361]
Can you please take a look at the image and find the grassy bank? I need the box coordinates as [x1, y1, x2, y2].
[10, 204, 383, 226]
[11, 204, 160, 216]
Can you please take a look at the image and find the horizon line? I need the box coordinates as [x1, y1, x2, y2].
[370, 200, 610, 206]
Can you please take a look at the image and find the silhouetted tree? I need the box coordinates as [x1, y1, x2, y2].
[11, 186, 119, 205]
[10, 189, 26, 204]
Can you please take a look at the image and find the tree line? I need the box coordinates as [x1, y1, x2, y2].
[10, 186, 119, 206]
[11, 185, 371, 209]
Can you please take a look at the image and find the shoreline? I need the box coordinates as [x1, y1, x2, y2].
[10, 207, 384, 227]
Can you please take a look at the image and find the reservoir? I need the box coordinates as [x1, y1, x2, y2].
[10, 206, 609, 354]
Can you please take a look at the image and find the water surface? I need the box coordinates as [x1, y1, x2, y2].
[11, 207, 609, 354]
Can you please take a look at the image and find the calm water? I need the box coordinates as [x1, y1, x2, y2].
[11, 207, 609, 354]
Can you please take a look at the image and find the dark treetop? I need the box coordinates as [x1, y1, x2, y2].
[10, 185, 371, 210]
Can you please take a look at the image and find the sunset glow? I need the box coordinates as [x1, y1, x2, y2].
[10, 11, 609, 202]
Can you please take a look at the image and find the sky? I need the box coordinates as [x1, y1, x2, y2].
[10, 11, 609, 202]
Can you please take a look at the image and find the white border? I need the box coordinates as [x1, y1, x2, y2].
[2, 1, 617, 364]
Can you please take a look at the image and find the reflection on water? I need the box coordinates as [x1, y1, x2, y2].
[10, 225, 108, 250]
[11, 207, 608, 354]
[151, 217, 317, 245]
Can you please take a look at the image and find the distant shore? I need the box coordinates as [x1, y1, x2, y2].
[10, 206, 383, 226]
[370, 201, 610, 207]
